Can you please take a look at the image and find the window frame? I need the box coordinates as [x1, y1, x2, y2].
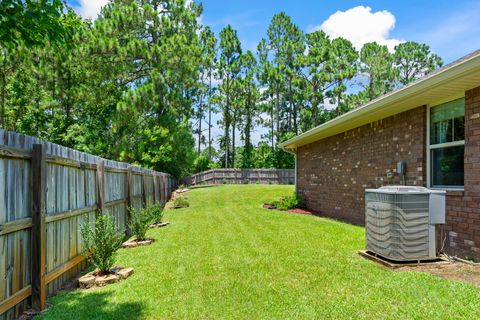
[426, 97, 465, 190]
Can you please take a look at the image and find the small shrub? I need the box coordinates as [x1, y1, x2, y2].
[149, 203, 164, 224]
[173, 196, 189, 209]
[274, 192, 305, 211]
[178, 184, 187, 190]
[128, 207, 152, 241]
[222, 179, 227, 184]
[81, 213, 123, 274]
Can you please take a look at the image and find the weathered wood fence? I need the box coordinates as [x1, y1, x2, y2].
[182, 169, 295, 186]
[0, 129, 176, 319]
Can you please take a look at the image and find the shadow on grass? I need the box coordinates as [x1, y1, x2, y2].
[41, 290, 145, 320]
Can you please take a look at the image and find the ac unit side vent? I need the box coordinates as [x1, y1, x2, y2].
[365, 186, 445, 261]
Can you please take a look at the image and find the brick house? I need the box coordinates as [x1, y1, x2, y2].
[279, 50, 480, 258]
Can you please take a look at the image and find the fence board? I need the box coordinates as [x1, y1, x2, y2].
[0, 129, 176, 318]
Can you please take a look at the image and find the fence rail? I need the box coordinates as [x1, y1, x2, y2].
[0, 129, 176, 319]
[182, 169, 295, 186]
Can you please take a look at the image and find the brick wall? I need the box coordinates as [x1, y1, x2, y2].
[444, 86, 480, 258]
[297, 106, 427, 225]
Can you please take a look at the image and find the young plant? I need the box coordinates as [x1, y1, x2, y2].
[274, 192, 306, 211]
[128, 207, 152, 241]
[80, 213, 123, 275]
[149, 203, 165, 224]
[173, 196, 189, 209]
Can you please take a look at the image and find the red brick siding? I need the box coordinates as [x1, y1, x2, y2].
[297, 106, 427, 225]
[444, 87, 480, 257]
[297, 86, 480, 259]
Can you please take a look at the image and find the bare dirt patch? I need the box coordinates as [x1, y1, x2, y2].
[396, 261, 480, 287]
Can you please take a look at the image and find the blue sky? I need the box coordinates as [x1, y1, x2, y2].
[68, 0, 480, 146]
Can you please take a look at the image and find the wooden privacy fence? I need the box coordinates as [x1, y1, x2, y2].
[0, 129, 176, 319]
[182, 169, 295, 186]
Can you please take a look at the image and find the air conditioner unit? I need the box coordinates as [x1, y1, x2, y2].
[365, 186, 446, 261]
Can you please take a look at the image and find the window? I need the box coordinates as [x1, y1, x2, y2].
[429, 98, 465, 188]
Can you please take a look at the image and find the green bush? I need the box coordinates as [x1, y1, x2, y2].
[274, 192, 305, 211]
[179, 184, 187, 189]
[128, 207, 152, 241]
[173, 196, 189, 209]
[149, 203, 165, 224]
[80, 213, 123, 274]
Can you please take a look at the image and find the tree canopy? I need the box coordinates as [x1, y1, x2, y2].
[0, 1, 444, 177]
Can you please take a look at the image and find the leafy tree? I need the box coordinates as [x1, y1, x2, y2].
[257, 12, 305, 152]
[91, 0, 203, 177]
[216, 24, 242, 168]
[359, 42, 397, 101]
[327, 37, 358, 116]
[300, 31, 357, 128]
[256, 38, 278, 150]
[238, 51, 259, 168]
[194, 26, 217, 157]
[0, 1, 446, 174]
[0, 0, 66, 48]
[266, 12, 305, 135]
[394, 41, 443, 85]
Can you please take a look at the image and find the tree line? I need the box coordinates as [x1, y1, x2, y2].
[0, 1, 443, 177]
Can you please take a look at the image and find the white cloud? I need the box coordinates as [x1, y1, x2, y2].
[74, 0, 109, 20]
[311, 6, 403, 52]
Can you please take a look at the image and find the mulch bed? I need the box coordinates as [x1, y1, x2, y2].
[78, 266, 134, 289]
[287, 208, 316, 215]
[262, 203, 316, 215]
[122, 238, 154, 248]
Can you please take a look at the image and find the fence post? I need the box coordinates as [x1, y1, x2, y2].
[159, 175, 164, 205]
[166, 176, 169, 200]
[32, 144, 46, 310]
[167, 176, 171, 200]
[96, 160, 105, 213]
[141, 172, 147, 207]
[126, 166, 133, 236]
[153, 174, 157, 204]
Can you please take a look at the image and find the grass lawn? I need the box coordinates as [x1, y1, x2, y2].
[38, 185, 480, 319]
